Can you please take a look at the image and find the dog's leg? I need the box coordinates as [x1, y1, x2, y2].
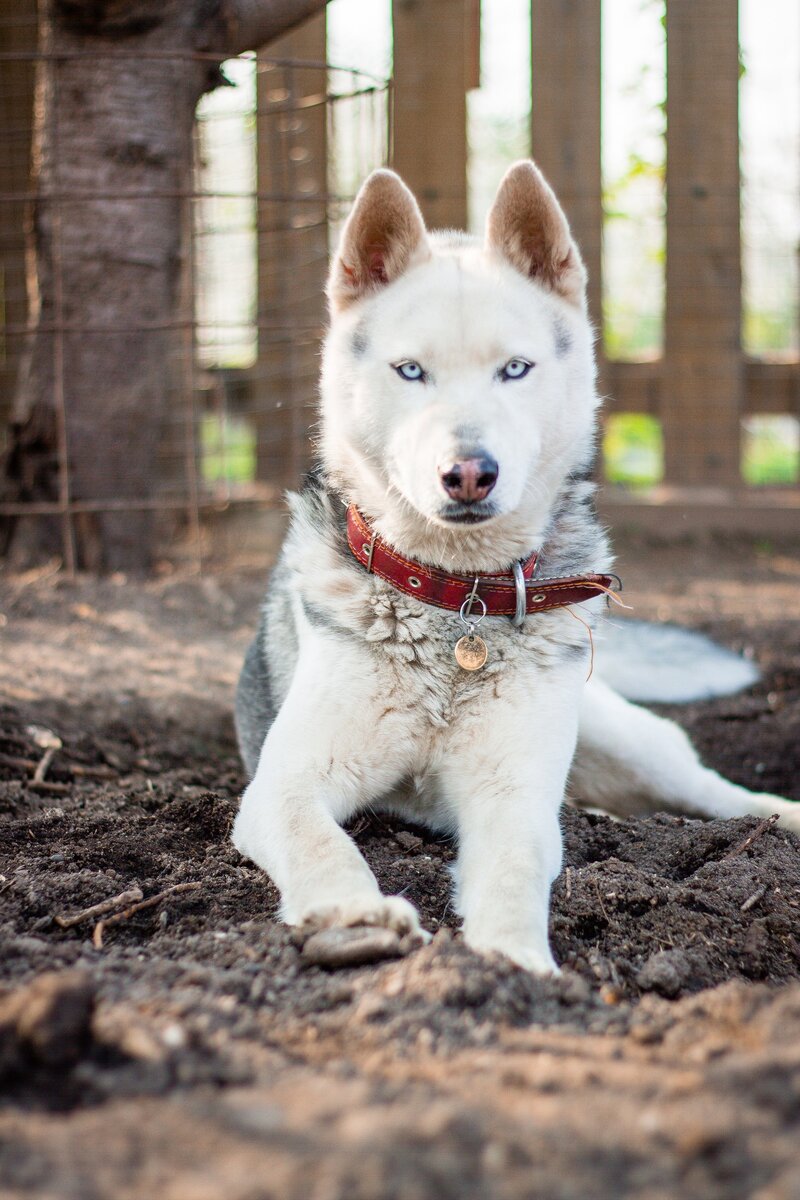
[443, 669, 584, 974]
[572, 677, 800, 831]
[232, 643, 425, 940]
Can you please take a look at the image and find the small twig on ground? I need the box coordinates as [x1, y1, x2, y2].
[740, 884, 768, 913]
[0, 731, 34, 751]
[348, 815, 370, 839]
[27, 727, 62, 783]
[721, 813, 780, 862]
[55, 886, 144, 929]
[92, 882, 201, 949]
[592, 875, 610, 922]
[0, 751, 113, 781]
[33, 746, 59, 783]
[0, 752, 39, 772]
[565, 866, 573, 901]
[65, 762, 116, 780]
[28, 780, 71, 796]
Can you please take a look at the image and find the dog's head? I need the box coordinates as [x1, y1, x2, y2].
[320, 161, 599, 566]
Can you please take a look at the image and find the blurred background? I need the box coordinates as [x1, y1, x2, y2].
[0, 0, 798, 573]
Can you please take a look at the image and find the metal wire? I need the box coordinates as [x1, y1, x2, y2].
[0, 36, 390, 570]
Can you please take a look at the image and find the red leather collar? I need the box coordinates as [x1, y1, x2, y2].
[346, 506, 618, 617]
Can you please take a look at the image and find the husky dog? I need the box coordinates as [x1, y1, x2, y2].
[233, 162, 799, 974]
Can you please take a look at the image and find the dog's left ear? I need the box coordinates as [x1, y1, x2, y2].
[485, 160, 586, 308]
[327, 169, 430, 313]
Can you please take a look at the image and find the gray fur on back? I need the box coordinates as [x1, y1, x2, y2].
[235, 613, 276, 779]
[235, 544, 304, 778]
[235, 477, 344, 777]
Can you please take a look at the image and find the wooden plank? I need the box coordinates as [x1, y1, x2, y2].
[0, 0, 36, 432]
[663, 0, 742, 485]
[604, 359, 800, 418]
[530, 0, 602, 331]
[742, 359, 800, 417]
[254, 13, 328, 487]
[603, 360, 662, 416]
[599, 486, 800, 538]
[392, 0, 468, 230]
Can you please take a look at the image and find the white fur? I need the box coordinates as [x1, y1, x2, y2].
[234, 597, 588, 973]
[572, 677, 799, 826]
[597, 618, 760, 703]
[321, 242, 596, 571]
[233, 163, 800, 976]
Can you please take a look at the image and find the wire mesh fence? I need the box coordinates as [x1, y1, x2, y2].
[0, 15, 389, 571]
[2, 1, 799, 575]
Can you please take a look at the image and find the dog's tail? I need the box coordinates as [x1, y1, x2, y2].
[596, 618, 759, 704]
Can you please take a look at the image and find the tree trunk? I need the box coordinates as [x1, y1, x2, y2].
[1, 0, 329, 572]
[0, 0, 36, 441]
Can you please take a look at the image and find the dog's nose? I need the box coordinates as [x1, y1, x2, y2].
[439, 455, 499, 503]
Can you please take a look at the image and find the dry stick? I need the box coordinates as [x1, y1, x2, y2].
[0, 751, 112, 781]
[27, 728, 62, 783]
[348, 814, 370, 839]
[55, 886, 144, 929]
[0, 731, 34, 750]
[0, 752, 38, 771]
[33, 745, 60, 783]
[93, 882, 201, 949]
[721, 813, 780, 862]
[66, 762, 116, 780]
[28, 780, 71, 796]
[592, 875, 610, 922]
[740, 884, 767, 913]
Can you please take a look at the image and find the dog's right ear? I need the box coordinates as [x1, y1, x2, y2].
[327, 170, 430, 313]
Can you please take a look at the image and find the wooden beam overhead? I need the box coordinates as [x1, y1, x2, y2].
[603, 359, 800, 421]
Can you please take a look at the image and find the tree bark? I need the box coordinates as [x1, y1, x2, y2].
[1, 0, 329, 572]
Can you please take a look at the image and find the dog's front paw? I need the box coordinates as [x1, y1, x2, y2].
[296, 894, 430, 945]
[464, 930, 560, 976]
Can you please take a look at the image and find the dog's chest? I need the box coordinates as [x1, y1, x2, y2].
[360, 583, 587, 730]
[292, 531, 593, 733]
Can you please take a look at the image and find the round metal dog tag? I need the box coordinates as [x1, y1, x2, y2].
[454, 634, 488, 671]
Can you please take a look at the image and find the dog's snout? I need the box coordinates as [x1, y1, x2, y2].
[439, 455, 499, 503]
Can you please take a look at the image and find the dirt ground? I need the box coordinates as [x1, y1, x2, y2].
[2, 527, 800, 1199]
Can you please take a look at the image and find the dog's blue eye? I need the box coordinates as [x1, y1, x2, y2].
[500, 358, 533, 381]
[394, 361, 425, 382]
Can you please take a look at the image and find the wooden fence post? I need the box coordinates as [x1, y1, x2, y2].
[392, 0, 469, 231]
[663, 0, 742, 486]
[255, 13, 328, 487]
[530, 0, 603, 334]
